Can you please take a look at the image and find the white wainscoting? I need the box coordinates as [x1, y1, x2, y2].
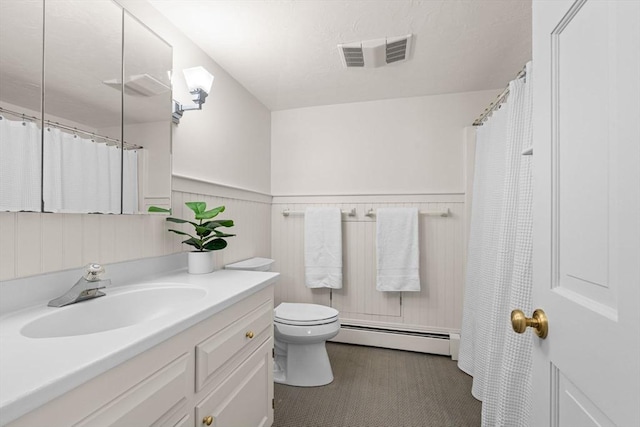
[171, 176, 272, 271]
[271, 195, 465, 335]
[0, 178, 271, 281]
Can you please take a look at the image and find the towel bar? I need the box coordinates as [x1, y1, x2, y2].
[365, 208, 450, 217]
[282, 208, 357, 217]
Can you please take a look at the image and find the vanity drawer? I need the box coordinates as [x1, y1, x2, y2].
[75, 353, 190, 427]
[195, 300, 272, 391]
[195, 338, 273, 427]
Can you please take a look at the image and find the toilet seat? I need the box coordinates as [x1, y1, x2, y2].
[274, 303, 339, 326]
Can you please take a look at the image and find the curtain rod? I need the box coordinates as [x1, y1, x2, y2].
[472, 67, 527, 126]
[0, 106, 142, 150]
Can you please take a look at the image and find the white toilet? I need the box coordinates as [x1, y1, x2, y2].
[225, 258, 340, 387]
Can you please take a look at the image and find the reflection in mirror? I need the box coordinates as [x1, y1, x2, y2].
[123, 12, 172, 213]
[42, 0, 123, 214]
[0, 0, 172, 215]
[0, 0, 43, 212]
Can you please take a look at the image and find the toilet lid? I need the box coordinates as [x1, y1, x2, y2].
[224, 257, 274, 270]
[274, 303, 339, 326]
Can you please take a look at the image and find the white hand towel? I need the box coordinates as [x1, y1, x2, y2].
[304, 207, 343, 289]
[376, 207, 421, 292]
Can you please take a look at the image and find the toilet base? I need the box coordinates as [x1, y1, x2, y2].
[274, 341, 334, 387]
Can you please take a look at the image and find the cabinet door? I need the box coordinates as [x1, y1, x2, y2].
[196, 338, 274, 427]
[196, 300, 273, 391]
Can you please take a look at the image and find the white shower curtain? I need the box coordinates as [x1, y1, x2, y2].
[122, 148, 139, 214]
[43, 127, 125, 214]
[459, 62, 534, 426]
[0, 119, 138, 214]
[0, 117, 41, 212]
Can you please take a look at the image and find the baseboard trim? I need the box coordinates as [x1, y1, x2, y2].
[330, 325, 455, 357]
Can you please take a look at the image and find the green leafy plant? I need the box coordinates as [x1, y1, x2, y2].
[149, 202, 235, 252]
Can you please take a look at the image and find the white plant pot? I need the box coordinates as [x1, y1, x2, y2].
[188, 251, 215, 274]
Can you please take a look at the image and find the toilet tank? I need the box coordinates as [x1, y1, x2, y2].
[224, 257, 274, 272]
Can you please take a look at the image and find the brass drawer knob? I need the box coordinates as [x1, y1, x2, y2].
[203, 415, 213, 426]
[511, 308, 548, 339]
[246, 331, 254, 339]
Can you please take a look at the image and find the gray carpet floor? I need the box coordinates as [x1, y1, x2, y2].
[273, 342, 480, 427]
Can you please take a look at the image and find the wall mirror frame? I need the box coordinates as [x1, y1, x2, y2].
[0, 0, 173, 215]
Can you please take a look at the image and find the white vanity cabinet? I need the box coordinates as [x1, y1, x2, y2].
[7, 286, 275, 427]
[195, 338, 273, 427]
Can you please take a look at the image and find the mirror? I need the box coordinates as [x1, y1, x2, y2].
[123, 12, 172, 213]
[43, 0, 123, 214]
[0, 0, 43, 212]
[0, 0, 172, 215]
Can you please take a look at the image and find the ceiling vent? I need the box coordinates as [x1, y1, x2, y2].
[103, 74, 170, 97]
[342, 46, 365, 67]
[338, 34, 412, 68]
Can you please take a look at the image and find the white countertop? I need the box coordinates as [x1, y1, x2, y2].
[0, 268, 279, 426]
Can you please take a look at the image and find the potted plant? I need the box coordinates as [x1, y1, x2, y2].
[149, 202, 235, 274]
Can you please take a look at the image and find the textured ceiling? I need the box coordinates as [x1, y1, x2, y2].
[149, 0, 531, 111]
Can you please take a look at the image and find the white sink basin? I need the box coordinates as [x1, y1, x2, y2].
[21, 285, 207, 339]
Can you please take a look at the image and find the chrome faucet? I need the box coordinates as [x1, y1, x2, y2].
[48, 263, 110, 307]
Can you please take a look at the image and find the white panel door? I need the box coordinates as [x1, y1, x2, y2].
[531, 1, 640, 426]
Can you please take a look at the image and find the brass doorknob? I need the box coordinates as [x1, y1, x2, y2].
[203, 415, 213, 426]
[511, 308, 548, 339]
[246, 331, 254, 339]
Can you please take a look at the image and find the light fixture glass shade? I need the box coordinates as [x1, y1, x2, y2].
[182, 66, 214, 94]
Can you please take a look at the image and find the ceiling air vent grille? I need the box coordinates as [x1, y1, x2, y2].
[342, 46, 364, 67]
[338, 34, 412, 68]
[386, 38, 408, 64]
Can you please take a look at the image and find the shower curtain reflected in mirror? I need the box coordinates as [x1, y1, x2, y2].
[0, 116, 138, 214]
[458, 62, 534, 426]
[0, 116, 41, 212]
[43, 127, 120, 214]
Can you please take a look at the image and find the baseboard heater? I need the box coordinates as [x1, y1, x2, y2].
[330, 324, 460, 360]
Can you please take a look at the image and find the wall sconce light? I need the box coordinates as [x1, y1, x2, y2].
[172, 66, 214, 124]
